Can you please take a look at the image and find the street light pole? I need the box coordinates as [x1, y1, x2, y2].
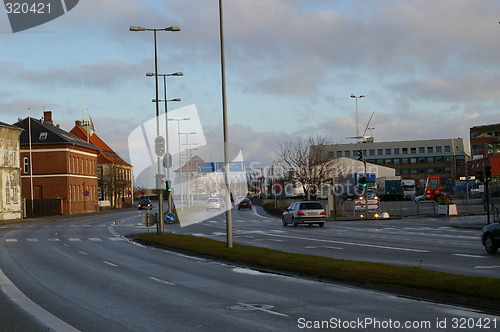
[168, 118, 190, 211]
[219, 0, 233, 248]
[129, 25, 180, 234]
[179, 132, 195, 210]
[350, 94, 365, 138]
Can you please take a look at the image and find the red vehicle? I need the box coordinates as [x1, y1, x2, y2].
[424, 176, 453, 201]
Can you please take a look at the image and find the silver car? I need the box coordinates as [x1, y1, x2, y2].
[206, 197, 222, 211]
[282, 201, 326, 227]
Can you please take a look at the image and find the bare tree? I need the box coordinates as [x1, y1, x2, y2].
[276, 135, 339, 199]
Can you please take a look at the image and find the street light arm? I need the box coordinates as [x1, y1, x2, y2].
[129, 26, 145, 31]
[166, 26, 181, 31]
[130, 26, 180, 32]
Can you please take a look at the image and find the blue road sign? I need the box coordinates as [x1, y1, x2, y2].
[197, 161, 244, 173]
[197, 162, 215, 173]
[165, 212, 176, 223]
[215, 161, 245, 172]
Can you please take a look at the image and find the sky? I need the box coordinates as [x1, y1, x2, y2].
[1, 0, 500, 173]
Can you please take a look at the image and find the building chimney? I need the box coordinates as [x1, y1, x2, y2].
[75, 120, 82, 126]
[43, 111, 53, 125]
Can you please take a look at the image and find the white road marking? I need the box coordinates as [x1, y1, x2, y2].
[27, 238, 38, 242]
[267, 233, 430, 253]
[149, 276, 175, 286]
[453, 254, 488, 259]
[78, 251, 88, 255]
[88, 238, 103, 241]
[5, 239, 17, 242]
[103, 261, 118, 267]
[48, 238, 60, 242]
[0, 267, 81, 331]
[68, 238, 81, 241]
[474, 265, 500, 269]
[305, 246, 343, 250]
[238, 302, 289, 317]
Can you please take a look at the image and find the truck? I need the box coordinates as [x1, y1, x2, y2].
[338, 172, 377, 200]
[376, 176, 416, 201]
[401, 179, 417, 199]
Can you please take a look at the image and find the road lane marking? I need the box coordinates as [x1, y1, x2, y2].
[149, 276, 175, 286]
[68, 238, 81, 241]
[108, 237, 125, 241]
[103, 261, 118, 267]
[475, 265, 500, 269]
[453, 254, 488, 258]
[0, 267, 81, 332]
[305, 246, 343, 250]
[48, 238, 60, 242]
[78, 251, 88, 255]
[238, 302, 289, 317]
[27, 238, 39, 242]
[266, 233, 430, 253]
[88, 238, 103, 241]
[5, 239, 17, 242]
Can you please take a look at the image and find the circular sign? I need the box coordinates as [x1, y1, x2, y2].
[83, 190, 89, 196]
[165, 212, 176, 223]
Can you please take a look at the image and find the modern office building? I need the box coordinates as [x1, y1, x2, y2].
[319, 138, 468, 185]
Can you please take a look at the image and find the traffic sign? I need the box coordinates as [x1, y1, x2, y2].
[165, 212, 176, 223]
[163, 153, 172, 168]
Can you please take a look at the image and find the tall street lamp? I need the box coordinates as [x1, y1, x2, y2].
[129, 25, 180, 234]
[218, 0, 233, 248]
[179, 132, 196, 211]
[168, 118, 190, 211]
[150, 86, 182, 215]
[350, 94, 365, 138]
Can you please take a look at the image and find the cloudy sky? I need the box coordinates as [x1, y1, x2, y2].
[1, 0, 499, 170]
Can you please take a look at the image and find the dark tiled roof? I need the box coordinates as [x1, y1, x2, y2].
[69, 125, 131, 166]
[13, 117, 99, 151]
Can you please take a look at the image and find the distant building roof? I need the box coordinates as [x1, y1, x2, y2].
[69, 120, 131, 167]
[175, 155, 205, 172]
[14, 112, 99, 152]
[0, 121, 23, 132]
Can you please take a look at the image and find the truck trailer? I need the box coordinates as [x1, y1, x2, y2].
[376, 176, 416, 201]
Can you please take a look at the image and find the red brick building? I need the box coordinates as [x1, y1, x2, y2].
[70, 120, 133, 208]
[14, 111, 100, 215]
[468, 123, 500, 180]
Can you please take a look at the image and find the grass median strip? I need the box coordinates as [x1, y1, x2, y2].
[130, 232, 500, 308]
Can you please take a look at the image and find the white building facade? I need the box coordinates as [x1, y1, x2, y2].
[0, 122, 23, 220]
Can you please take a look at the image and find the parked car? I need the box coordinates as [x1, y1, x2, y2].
[413, 195, 425, 202]
[237, 198, 252, 210]
[206, 197, 222, 211]
[137, 199, 153, 210]
[282, 201, 326, 227]
[236, 196, 247, 204]
[481, 222, 500, 254]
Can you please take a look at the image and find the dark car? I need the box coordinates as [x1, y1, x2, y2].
[137, 199, 153, 210]
[282, 201, 326, 227]
[481, 222, 500, 254]
[237, 198, 252, 210]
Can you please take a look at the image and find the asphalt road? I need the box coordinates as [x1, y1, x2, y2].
[167, 204, 500, 278]
[0, 209, 499, 331]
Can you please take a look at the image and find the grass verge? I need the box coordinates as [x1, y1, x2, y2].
[129, 232, 500, 311]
